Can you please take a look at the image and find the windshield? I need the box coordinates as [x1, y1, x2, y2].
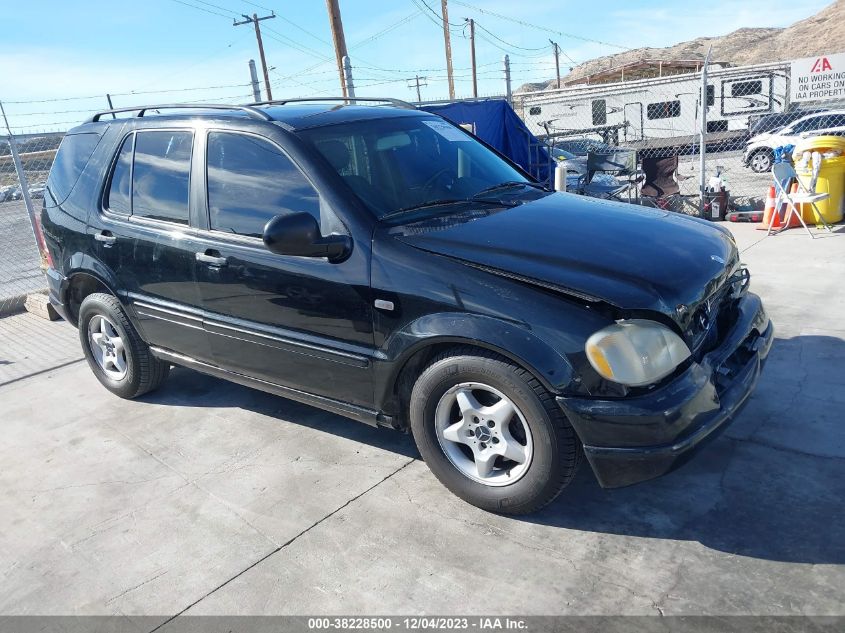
[299, 115, 532, 218]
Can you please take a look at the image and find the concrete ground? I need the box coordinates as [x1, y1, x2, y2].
[0, 222, 843, 624]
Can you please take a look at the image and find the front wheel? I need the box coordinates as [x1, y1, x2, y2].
[748, 149, 773, 173]
[409, 348, 581, 515]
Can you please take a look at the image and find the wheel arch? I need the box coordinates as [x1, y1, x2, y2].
[62, 260, 122, 327]
[375, 313, 576, 429]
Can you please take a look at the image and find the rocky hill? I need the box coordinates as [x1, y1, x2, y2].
[519, 0, 845, 92]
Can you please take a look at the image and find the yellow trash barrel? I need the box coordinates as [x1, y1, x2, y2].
[792, 136, 845, 224]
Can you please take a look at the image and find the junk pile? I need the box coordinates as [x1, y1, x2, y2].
[754, 136, 845, 231]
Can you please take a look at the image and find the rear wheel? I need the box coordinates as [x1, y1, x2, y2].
[78, 293, 170, 399]
[409, 348, 581, 515]
[749, 149, 773, 173]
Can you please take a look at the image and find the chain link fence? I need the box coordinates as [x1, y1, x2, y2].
[0, 131, 62, 315]
[514, 58, 844, 219]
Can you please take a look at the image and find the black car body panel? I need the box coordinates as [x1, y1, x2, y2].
[41, 101, 772, 490]
[393, 193, 738, 320]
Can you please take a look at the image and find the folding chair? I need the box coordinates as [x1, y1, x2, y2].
[767, 162, 833, 239]
[581, 149, 639, 202]
[639, 154, 682, 210]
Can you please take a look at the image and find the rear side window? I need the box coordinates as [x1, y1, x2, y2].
[47, 133, 100, 205]
[131, 131, 192, 224]
[206, 131, 320, 238]
[106, 134, 133, 215]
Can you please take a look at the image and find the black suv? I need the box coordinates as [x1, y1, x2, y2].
[40, 98, 773, 514]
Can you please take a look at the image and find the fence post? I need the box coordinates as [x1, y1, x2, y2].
[248, 60, 261, 102]
[342, 55, 356, 100]
[503, 55, 512, 106]
[0, 101, 44, 264]
[698, 48, 711, 217]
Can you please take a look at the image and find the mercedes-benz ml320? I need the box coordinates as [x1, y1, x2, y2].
[38, 99, 773, 514]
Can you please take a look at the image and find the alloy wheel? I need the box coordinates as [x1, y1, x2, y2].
[434, 382, 533, 486]
[750, 152, 771, 173]
[87, 314, 128, 380]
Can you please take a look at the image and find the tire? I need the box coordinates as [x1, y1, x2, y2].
[748, 149, 773, 173]
[409, 347, 581, 515]
[78, 292, 170, 399]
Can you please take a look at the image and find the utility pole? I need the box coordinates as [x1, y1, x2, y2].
[550, 40, 561, 88]
[503, 55, 512, 105]
[407, 75, 428, 102]
[234, 13, 276, 101]
[343, 56, 356, 99]
[468, 18, 477, 98]
[248, 59, 261, 102]
[440, 0, 455, 99]
[325, 0, 349, 97]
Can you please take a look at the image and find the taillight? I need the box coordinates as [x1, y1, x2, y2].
[31, 212, 54, 270]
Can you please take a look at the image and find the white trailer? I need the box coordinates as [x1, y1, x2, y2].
[515, 61, 791, 146]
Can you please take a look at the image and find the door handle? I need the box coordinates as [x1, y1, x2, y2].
[94, 230, 116, 245]
[196, 250, 228, 266]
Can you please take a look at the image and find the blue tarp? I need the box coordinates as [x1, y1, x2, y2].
[421, 99, 551, 183]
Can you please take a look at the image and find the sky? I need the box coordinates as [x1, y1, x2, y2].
[0, 0, 833, 133]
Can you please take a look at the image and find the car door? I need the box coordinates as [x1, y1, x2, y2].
[93, 127, 212, 362]
[194, 128, 375, 408]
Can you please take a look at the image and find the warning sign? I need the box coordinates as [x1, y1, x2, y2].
[791, 52, 845, 102]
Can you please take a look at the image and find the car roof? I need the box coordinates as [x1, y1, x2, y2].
[70, 100, 433, 134]
[261, 102, 429, 130]
[791, 109, 845, 123]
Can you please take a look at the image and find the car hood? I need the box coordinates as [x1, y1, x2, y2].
[392, 193, 739, 325]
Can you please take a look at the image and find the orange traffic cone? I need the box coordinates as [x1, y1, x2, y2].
[757, 186, 778, 230]
[785, 183, 803, 228]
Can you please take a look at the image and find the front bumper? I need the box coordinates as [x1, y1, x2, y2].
[558, 292, 773, 488]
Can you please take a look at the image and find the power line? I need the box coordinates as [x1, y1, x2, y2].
[450, 0, 630, 50]
[241, 0, 274, 13]
[191, 0, 240, 17]
[472, 21, 548, 52]
[474, 31, 549, 58]
[273, 12, 332, 45]
[269, 10, 422, 86]
[168, 0, 232, 19]
[4, 82, 254, 106]
[353, 10, 422, 48]
[262, 25, 334, 61]
[413, 0, 462, 27]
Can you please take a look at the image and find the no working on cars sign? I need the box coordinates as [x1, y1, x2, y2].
[791, 52, 845, 102]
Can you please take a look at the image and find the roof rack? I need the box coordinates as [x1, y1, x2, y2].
[248, 97, 417, 110]
[86, 103, 273, 123]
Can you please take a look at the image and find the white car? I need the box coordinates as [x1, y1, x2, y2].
[743, 110, 845, 173]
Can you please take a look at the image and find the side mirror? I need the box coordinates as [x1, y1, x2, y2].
[263, 212, 351, 263]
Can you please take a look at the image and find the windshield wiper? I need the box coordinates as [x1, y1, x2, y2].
[381, 198, 503, 220]
[472, 180, 548, 199]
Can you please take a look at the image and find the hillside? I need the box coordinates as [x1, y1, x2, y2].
[518, 0, 845, 92]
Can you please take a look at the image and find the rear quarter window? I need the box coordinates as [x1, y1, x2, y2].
[45, 133, 101, 206]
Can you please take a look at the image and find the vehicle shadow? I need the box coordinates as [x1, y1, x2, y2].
[139, 365, 420, 460]
[140, 333, 844, 566]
